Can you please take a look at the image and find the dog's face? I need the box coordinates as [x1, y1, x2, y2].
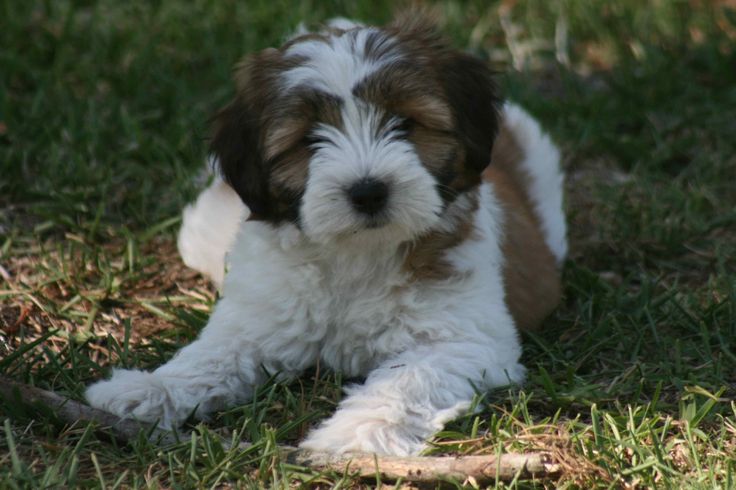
[212, 16, 499, 245]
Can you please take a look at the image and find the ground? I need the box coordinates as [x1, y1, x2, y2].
[1, 1, 735, 488]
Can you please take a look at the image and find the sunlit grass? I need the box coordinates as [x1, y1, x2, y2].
[2, 0, 735, 487]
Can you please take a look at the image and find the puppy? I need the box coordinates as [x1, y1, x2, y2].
[87, 15, 566, 456]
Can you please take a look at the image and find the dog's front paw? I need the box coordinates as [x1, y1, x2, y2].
[300, 411, 428, 456]
[86, 369, 178, 428]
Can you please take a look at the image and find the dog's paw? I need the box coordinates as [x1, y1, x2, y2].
[300, 412, 428, 456]
[86, 369, 177, 428]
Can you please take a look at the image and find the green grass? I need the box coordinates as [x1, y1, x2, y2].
[2, 0, 735, 487]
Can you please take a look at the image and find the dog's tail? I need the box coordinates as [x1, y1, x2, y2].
[489, 103, 568, 264]
[177, 172, 248, 288]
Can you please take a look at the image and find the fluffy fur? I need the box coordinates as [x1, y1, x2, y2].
[86, 15, 567, 456]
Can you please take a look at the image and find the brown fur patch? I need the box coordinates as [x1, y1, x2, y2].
[270, 145, 312, 192]
[408, 127, 458, 174]
[485, 125, 562, 331]
[489, 123, 538, 222]
[402, 190, 479, 281]
[221, 45, 345, 220]
[264, 117, 311, 161]
[265, 89, 343, 198]
[280, 33, 331, 53]
[264, 89, 343, 160]
[355, 66, 453, 131]
[383, 14, 500, 200]
[232, 48, 302, 95]
[398, 96, 453, 131]
[363, 28, 400, 62]
[213, 48, 310, 221]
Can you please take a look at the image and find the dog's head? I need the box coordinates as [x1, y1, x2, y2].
[211, 14, 500, 245]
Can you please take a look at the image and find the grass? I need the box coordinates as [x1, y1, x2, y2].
[1, 0, 735, 487]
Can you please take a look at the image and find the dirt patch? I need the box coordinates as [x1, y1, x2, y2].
[1, 235, 216, 369]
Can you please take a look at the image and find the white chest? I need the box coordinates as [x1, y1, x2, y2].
[222, 186, 507, 377]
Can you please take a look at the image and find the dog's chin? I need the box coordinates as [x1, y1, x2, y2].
[302, 211, 440, 249]
[363, 215, 389, 230]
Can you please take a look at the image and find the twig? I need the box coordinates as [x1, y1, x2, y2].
[0, 376, 560, 483]
[0, 376, 177, 445]
[282, 449, 559, 483]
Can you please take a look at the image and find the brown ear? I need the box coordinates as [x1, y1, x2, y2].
[210, 51, 288, 219]
[388, 7, 444, 47]
[210, 96, 271, 218]
[439, 52, 501, 175]
[389, 11, 501, 176]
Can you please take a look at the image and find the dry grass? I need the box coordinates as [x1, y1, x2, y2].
[2, 0, 735, 487]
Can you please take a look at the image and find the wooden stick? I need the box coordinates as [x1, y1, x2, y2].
[0, 376, 560, 483]
[282, 449, 558, 483]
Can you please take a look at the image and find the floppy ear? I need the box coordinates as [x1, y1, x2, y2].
[210, 95, 271, 219]
[389, 11, 501, 176]
[439, 52, 501, 175]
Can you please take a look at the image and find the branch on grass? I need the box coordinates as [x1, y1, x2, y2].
[0, 376, 560, 483]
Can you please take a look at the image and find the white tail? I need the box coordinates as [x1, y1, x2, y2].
[501, 103, 568, 263]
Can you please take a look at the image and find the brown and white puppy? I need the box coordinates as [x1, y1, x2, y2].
[87, 14, 567, 456]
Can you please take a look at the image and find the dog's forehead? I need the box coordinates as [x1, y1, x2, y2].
[281, 27, 402, 98]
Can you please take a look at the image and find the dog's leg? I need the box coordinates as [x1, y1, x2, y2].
[86, 299, 316, 429]
[300, 341, 525, 456]
[85, 327, 264, 429]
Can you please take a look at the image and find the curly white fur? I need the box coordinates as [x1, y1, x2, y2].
[87, 181, 528, 455]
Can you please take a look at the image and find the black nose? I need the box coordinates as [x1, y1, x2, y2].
[347, 178, 389, 215]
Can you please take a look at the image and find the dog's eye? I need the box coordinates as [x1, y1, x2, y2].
[396, 118, 415, 134]
[303, 134, 327, 147]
